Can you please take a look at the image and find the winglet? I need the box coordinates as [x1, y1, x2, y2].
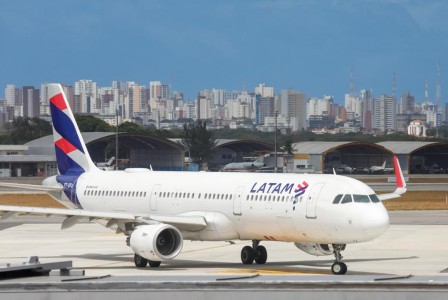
[377, 156, 407, 201]
[393, 155, 406, 195]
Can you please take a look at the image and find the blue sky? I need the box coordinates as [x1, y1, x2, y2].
[1, 0, 447, 104]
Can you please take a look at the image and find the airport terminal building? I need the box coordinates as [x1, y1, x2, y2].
[1, 135, 448, 176]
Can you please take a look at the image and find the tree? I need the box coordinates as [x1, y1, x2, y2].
[6, 117, 52, 144]
[181, 121, 216, 170]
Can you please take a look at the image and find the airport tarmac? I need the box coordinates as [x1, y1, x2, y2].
[1, 212, 448, 299]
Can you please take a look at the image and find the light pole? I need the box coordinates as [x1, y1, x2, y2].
[115, 104, 119, 170]
[274, 110, 278, 173]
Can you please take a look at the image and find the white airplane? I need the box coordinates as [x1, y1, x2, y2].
[96, 157, 116, 171]
[0, 84, 407, 275]
[221, 156, 265, 172]
[370, 161, 387, 173]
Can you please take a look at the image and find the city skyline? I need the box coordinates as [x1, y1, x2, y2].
[1, 0, 448, 102]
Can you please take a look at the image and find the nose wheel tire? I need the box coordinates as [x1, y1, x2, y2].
[134, 254, 148, 268]
[241, 246, 255, 264]
[331, 262, 347, 275]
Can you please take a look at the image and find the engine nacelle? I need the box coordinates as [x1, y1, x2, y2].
[130, 224, 183, 261]
[294, 243, 334, 256]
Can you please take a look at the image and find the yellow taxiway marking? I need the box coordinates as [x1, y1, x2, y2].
[219, 268, 330, 275]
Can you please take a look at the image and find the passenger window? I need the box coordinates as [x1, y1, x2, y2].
[353, 194, 370, 203]
[333, 194, 343, 204]
[369, 194, 380, 203]
[341, 194, 352, 204]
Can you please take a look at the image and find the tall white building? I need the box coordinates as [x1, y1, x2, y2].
[98, 87, 120, 115]
[149, 81, 169, 111]
[197, 96, 212, 120]
[255, 83, 274, 98]
[75, 80, 98, 114]
[225, 100, 250, 119]
[373, 94, 396, 132]
[307, 96, 334, 118]
[211, 88, 225, 106]
[5, 84, 20, 106]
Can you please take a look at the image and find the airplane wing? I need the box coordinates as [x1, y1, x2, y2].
[0, 205, 207, 232]
[0, 181, 62, 192]
[377, 156, 407, 201]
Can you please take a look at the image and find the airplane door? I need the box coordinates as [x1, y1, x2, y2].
[233, 186, 245, 215]
[150, 184, 161, 212]
[306, 183, 325, 219]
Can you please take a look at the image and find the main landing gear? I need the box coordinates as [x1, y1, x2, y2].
[240, 240, 268, 265]
[331, 244, 347, 275]
[134, 254, 161, 268]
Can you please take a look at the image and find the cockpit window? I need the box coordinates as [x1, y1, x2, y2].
[353, 194, 370, 203]
[333, 194, 343, 204]
[340, 194, 353, 204]
[369, 194, 380, 203]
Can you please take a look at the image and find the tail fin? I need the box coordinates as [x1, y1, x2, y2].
[382, 161, 386, 168]
[48, 84, 98, 175]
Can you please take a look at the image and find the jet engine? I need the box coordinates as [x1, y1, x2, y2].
[294, 243, 334, 256]
[130, 224, 183, 261]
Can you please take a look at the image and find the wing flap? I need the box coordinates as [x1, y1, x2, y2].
[0, 205, 136, 222]
[0, 205, 207, 232]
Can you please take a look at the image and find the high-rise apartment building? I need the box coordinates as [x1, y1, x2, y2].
[255, 83, 274, 98]
[373, 94, 396, 132]
[22, 86, 40, 117]
[278, 89, 307, 131]
[75, 80, 98, 114]
[256, 96, 275, 125]
[149, 81, 169, 110]
[359, 89, 373, 131]
[401, 92, 415, 114]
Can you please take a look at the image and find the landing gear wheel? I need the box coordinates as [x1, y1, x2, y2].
[254, 246, 267, 264]
[241, 246, 255, 264]
[148, 260, 161, 268]
[331, 262, 347, 275]
[134, 254, 148, 268]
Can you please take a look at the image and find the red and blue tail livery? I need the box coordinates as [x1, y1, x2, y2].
[48, 84, 97, 176]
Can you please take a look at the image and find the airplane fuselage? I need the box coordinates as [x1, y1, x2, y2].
[49, 170, 389, 245]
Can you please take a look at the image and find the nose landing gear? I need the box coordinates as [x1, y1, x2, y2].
[331, 244, 347, 275]
[240, 240, 268, 265]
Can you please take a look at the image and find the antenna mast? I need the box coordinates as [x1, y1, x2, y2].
[436, 60, 441, 109]
[349, 65, 355, 97]
[392, 71, 396, 98]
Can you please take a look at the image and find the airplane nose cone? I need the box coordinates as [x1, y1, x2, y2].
[362, 206, 389, 239]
